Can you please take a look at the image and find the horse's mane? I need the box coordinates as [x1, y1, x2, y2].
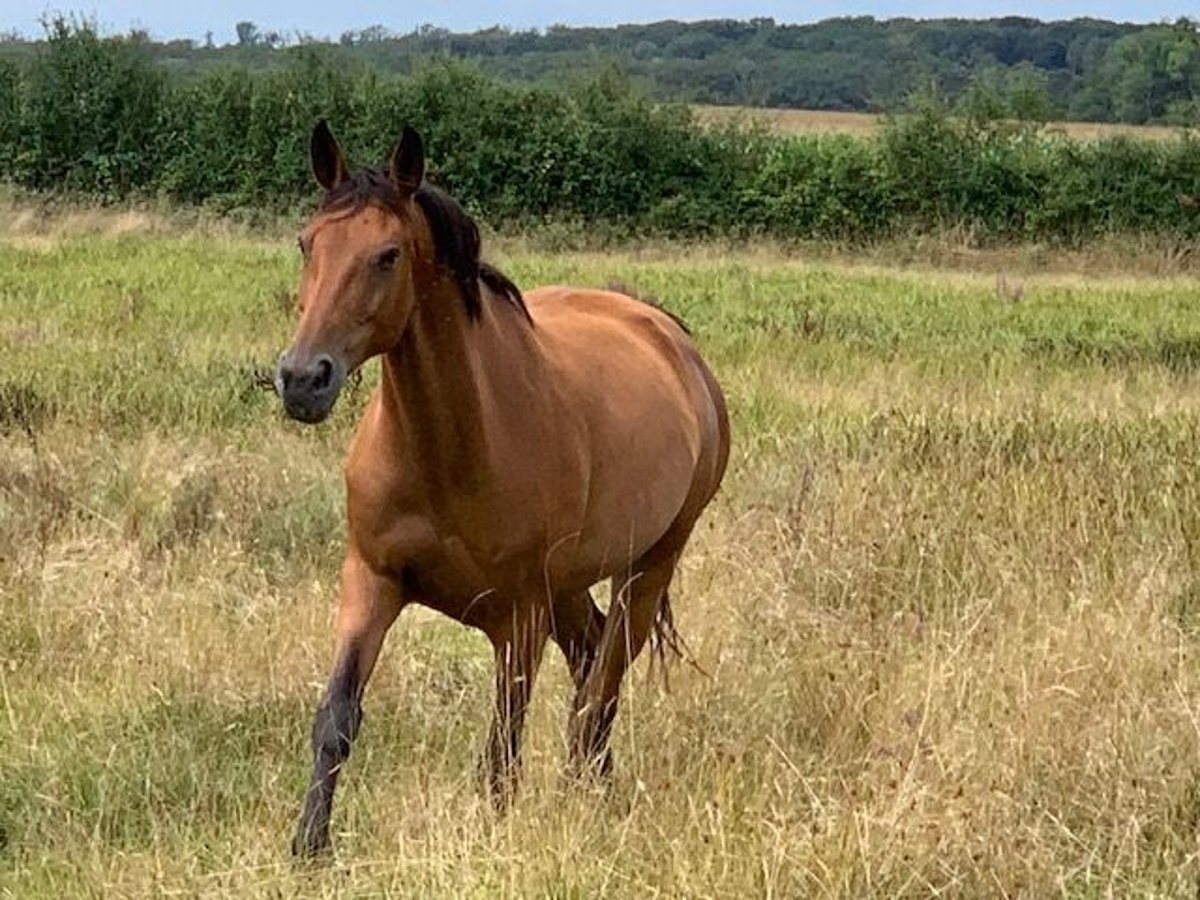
[319, 168, 530, 325]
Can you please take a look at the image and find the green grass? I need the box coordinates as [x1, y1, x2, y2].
[3, 223, 1200, 896]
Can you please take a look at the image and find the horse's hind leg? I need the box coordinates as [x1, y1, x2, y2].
[551, 589, 606, 690]
[568, 554, 677, 779]
[293, 553, 404, 858]
[484, 602, 550, 810]
[551, 590, 610, 772]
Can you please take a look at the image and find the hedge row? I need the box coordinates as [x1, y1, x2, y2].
[2, 20, 1200, 241]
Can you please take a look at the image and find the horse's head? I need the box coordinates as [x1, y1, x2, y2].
[275, 120, 427, 424]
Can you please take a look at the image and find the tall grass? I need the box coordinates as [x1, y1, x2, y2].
[2, 224, 1200, 896]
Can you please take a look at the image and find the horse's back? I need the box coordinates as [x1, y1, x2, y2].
[525, 285, 721, 435]
[526, 284, 704, 372]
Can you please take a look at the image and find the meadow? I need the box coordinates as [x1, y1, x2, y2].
[3, 208, 1200, 897]
[692, 103, 1191, 142]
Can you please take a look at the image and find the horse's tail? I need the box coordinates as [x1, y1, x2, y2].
[647, 585, 709, 689]
[650, 587, 683, 666]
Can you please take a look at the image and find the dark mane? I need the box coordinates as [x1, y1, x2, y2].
[319, 168, 530, 324]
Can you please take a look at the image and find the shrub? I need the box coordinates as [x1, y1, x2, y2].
[4, 17, 1200, 244]
[14, 16, 165, 198]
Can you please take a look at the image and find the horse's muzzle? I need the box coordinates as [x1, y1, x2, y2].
[275, 350, 345, 424]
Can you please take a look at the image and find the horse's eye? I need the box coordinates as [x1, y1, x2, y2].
[375, 246, 401, 271]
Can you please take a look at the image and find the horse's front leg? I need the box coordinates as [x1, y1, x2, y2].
[483, 601, 549, 810]
[292, 553, 405, 858]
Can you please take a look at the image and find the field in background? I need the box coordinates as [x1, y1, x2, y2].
[693, 103, 1191, 141]
[3, 216, 1200, 897]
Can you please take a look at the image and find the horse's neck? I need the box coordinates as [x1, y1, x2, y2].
[380, 281, 535, 487]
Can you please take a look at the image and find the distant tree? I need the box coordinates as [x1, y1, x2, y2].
[235, 21, 258, 47]
[359, 25, 393, 43]
[959, 66, 1009, 122]
[631, 39, 656, 61]
[733, 56, 762, 105]
[1087, 22, 1199, 123]
[0, 13, 1181, 124]
[1007, 63, 1052, 121]
[666, 29, 724, 60]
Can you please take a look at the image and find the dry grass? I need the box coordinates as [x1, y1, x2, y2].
[8, 192, 1200, 285]
[2, 224, 1200, 897]
[692, 103, 1191, 142]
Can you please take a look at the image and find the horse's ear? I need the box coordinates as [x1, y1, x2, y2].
[311, 119, 349, 192]
[388, 126, 425, 195]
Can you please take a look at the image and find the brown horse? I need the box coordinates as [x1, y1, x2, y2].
[276, 120, 730, 857]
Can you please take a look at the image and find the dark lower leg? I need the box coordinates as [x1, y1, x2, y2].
[484, 611, 547, 809]
[567, 695, 617, 780]
[551, 590, 606, 688]
[291, 555, 402, 858]
[568, 565, 673, 778]
[292, 656, 362, 857]
[551, 591, 612, 779]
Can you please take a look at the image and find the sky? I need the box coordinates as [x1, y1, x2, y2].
[1, 1, 1194, 44]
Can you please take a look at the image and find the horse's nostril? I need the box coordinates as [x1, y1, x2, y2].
[313, 357, 334, 392]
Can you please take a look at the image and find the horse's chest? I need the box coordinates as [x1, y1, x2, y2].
[346, 473, 555, 622]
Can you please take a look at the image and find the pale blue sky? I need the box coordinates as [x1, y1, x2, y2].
[2, 1, 1193, 44]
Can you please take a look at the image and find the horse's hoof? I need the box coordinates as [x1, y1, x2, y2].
[291, 827, 332, 862]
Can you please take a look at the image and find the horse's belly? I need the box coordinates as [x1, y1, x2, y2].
[549, 415, 699, 587]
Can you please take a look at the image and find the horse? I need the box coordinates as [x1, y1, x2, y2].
[275, 120, 730, 857]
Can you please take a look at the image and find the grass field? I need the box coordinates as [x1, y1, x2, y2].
[692, 103, 1191, 141]
[3, 210, 1200, 897]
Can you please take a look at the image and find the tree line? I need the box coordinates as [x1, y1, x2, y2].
[3, 13, 1198, 125]
[2, 18, 1199, 244]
